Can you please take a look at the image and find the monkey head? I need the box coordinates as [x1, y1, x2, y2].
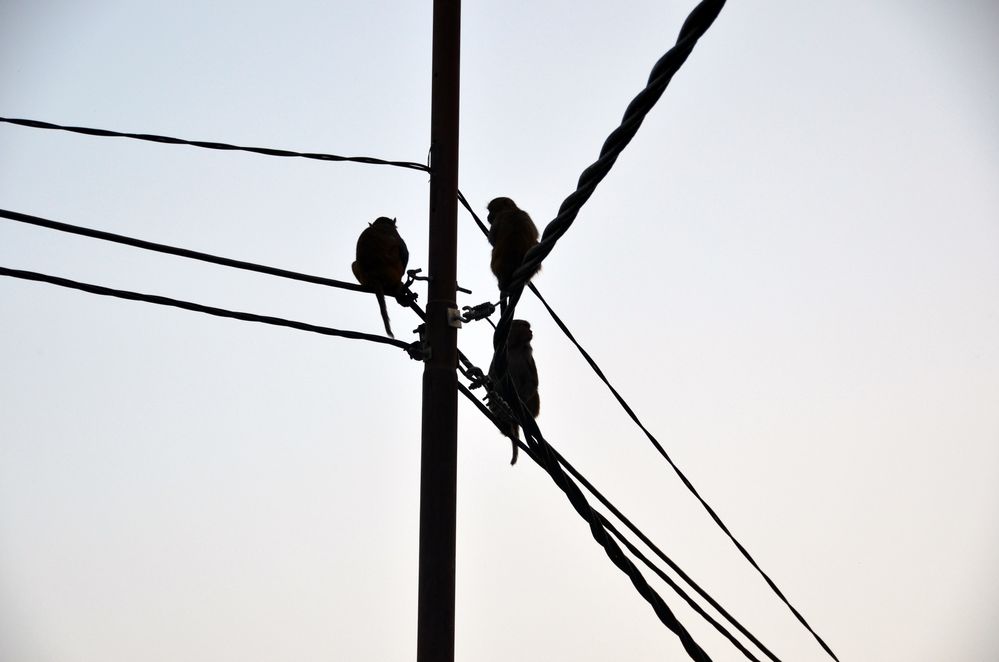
[508, 319, 533, 349]
[487, 197, 518, 223]
[370, 216, 397, 229]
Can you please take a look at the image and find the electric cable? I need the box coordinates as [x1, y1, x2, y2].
[510, 402, 712, 661]
[408, 298, 771, 662]
[457, 2, 839, 655]
[0, 266, 419, 354]
[1, 8, 836, 655]
[492, 0, 728, 359]
[0, 208, 372, 293]
[0, 116, 430, 172]
[463, 195, 838, 661]
[458, 381, 781, 662]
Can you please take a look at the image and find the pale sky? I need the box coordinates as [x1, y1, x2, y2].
[1, 2, 997, 661]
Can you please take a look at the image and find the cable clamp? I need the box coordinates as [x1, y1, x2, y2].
[406, 342, 429, 361]
[465, 367, 491, 391]
[461, 301, 497, 323]
[408, 323, 430, 361]
[395, 283, 418, 306]
[484, 389, 517, 426]
[403, 269, 470, 296]
[404, 268, 428, 289]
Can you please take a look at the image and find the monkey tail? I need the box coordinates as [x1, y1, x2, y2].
[508, 423, 521, 465]
[375, 285, 394, 338]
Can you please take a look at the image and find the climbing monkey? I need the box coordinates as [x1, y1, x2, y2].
[490, 319, 540, 464]
[352, 217, 409, 338]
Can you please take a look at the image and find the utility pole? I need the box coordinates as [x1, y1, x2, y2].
[417, 2, 460, 662]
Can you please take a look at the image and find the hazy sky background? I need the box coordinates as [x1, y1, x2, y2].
[1, 1, 997, 661]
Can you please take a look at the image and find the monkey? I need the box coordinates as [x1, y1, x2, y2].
[489, 319, 540, 465]
[487, 197, 540, 295]
[351, 217, 409, 338]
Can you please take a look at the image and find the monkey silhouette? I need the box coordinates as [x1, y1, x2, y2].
[352, 217, 408, 338]
[487, 197, 540, 295]
[490, 319, 540, 465]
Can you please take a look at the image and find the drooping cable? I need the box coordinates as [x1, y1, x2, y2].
[0, 116, 430, 172]
[458, 382, 781, 662]
[543, 437, 782, 662]
[0, 266, 418, 354]
[507, 405, 712, 660]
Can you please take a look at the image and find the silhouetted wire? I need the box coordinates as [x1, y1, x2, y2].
[461, 0, 839, 657]
[0, 208, 372, 293]
[544, 438, 782, 662]
[396, 290, 766, 658]
[0, 266, 413, 351]
[0, 17, 837, 659]
[457, 382, 780, 662]
[528, 282, 844, 654]
[492, 0, 729, 359]
[396, 294, 488, 382]
[464, 200, 837, 662]
[0, 116, 430, 172]
[483, 391, 712, 661]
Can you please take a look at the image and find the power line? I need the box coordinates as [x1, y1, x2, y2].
[456, 386, 709, 662]
[0, 208, 370, 293]
[404, 288, 772, 658]
[0, 7, 836, 661]
[459, 0, 838, 656]
[464, 194, 838, 661]
[2, 233, 773, 661]
[491, 0, 728, 357]
[0, 266, 418, 353]
[0, 9, 836, 656]
[544, 437, 782, 662]
[0, 116, 430, 172]
[458, 382, 780, 662]
[511, 403, 713, 661]
[527, 281, 846, 657]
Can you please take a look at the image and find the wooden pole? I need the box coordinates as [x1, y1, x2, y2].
[417, 2, 460, 661]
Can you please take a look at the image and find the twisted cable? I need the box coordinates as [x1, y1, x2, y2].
[0, 116, 430, 172]
[457, 383, 711, 662]
[469, 0, 837, 657]
[493, 0, 727, 358]
[459, 381, 781, 662]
